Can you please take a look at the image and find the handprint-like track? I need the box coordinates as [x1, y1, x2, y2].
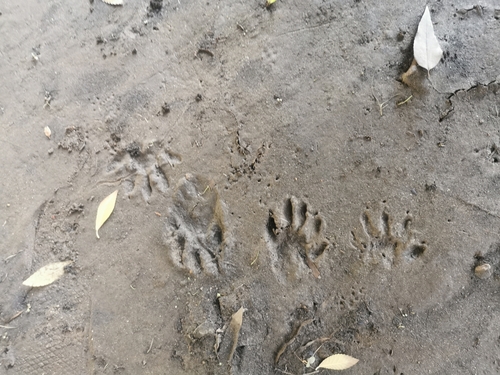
[104, 141, 181, 202]
[350, 209, 427, 269]
[164, 174, 227, 276]
[266, 196, 330, 283]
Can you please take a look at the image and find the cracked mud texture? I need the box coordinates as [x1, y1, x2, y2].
[1, 1, 500, 374]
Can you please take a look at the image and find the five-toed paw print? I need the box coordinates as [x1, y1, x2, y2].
[350, 209, 427, 269]
[105, 141, 181, 202]
[266, 196, 331, 283]
[164, 174, 227, 276]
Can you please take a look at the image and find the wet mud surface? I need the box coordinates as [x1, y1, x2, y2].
[1, 1, 500, 374]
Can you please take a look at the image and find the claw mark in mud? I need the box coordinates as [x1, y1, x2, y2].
[265, 196, 331, 283]
[350, 209, 427, 269]
[104, 141, 181, 202]
[164, 174, 228, 276]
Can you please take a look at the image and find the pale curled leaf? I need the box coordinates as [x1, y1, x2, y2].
[96, 190, 118, 238]
[22, 261, 72, 287]
[317, 354, 359, 371]
[227, 307, 245, 362]
[44, 126, 51, 139]
[413, 6, 443, 71]
[102, 0, 123, 5]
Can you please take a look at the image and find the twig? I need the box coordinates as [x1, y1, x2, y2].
[250, 247, 260, 266]
[4, 250, 23, 263]
[0, 325, 16, 329]
[4, 310, 23, 324]
[397, 95, 413, 106]
[372, 91, 397, 116]
[146, 338, 154, 354]
[275, 319, 314, 364]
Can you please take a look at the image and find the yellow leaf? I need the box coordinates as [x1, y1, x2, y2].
[44, 126, 51, 139]
[95, 190, 118, 238]
[22, 261, 72, 287]
[317, 354, 359, 371]
[266, 0, 276, 7]
[227, 307, 245, 362]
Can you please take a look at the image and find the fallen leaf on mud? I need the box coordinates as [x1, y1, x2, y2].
[227, 307, 245, 362]
[218, 307, 246, 363]
[413, 6, 443, 71]
[102, 0, 123, 5]
[22, 261, 72, 287]
[401, 58, 418, 86]
[44, 126, 51, 139]
[316, 353, 359, 371]
[95, 190, 118, 239]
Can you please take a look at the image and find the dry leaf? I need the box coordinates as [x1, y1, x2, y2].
[22, 261, 72, 287]
[227, 307, 245, 363]
[44, 126, 51, 139]
[413, 6, 443, 71]
[218, 307, 246, 363]
[401, 58, 418, 86]
[102, 0, 123, 5]
[317, 354, 359, 371]
[95, 190, 118, 238]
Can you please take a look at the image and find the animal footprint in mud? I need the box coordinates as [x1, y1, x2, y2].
[104, 141, 181, 202]
[266, 196, 330, 282]
[350, 209, 427, 269]
[164, 174, 227, 276]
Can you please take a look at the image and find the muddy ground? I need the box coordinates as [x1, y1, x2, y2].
[1, 1, 500, 374]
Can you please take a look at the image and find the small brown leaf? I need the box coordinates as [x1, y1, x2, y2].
[218, 307, 246, 364]
[317, 354, 359, 371]
[22, 261, 72, 287]
[227, 307, 245, 362]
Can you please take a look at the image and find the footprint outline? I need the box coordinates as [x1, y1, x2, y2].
[266, 196, 331, 282]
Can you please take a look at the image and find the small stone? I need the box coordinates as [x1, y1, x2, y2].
[160, 102, 170, 115]
[48, 148, 54, 155]
[475, 263, 492, 279]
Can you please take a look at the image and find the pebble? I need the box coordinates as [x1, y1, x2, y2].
[474, 263, 492, 279]
[48, 148, 54, 155]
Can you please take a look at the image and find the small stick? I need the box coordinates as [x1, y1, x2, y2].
[250, 247, 260, 266]
[397, 95, 413, 106]
[4, 250, 23, 262]
[4, 310, 23, 324]
[147, 338, 154, 354]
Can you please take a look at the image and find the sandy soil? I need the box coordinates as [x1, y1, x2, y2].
[1, 1, 500, 374]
